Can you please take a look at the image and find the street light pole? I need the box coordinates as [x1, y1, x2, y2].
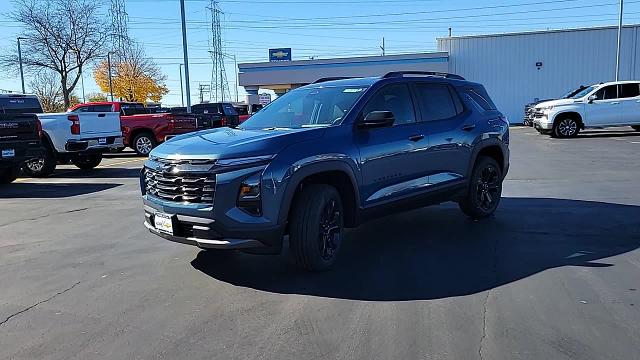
[17, 37, 25, 94]
[79, 67, 86, 103]
[179, 0, 192, 112]
[233, 54, 238, 103]
[179, 64, 184, 107]
[107, 52, 114, 101]
[615, 0, 624, 82]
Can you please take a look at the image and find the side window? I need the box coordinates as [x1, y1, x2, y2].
[413, 83, 459, 121]
[595, 85, 619, 100]
[465, 87, 497, 111]
[362, 84, 416, 125]
[90, 105, 114, 112]
[75, 106, 89, 113]
[619, 83, 640, 98]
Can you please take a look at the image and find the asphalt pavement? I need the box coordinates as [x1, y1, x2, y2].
[1, 127, 639, 360]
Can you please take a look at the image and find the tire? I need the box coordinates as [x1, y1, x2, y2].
[132, 132, 156, 156]
[0, 166, 19, 184]
[632, 125, 640, 131]
[289, 184, 344, 272]
[459, 156, 503, 219]
[23, 146, 56, 177]
[71, 153, 103, 170]
[553, 116, 580, 138]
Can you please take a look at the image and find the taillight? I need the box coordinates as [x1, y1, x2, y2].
[68, 115, 80, 135]
[220, 116, 227, 127]
[35, 119, 43, 138]
[167, 116, 175, 131]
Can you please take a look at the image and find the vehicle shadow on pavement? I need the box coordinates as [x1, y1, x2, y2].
[39, 167, 143, 179]
[0, 183, 120, 198]
[576, 130, 640, 139]
[191, 197, 640, 301]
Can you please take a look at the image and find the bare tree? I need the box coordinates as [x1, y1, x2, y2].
[29, 71, 63, 112]
[1, 0, 108, 107]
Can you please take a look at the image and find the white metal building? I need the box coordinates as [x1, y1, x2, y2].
[438, 24, 640, 123]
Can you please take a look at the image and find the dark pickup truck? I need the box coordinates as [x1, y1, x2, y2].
[0, 94, 44, 184]
[171, 102, 240, 128]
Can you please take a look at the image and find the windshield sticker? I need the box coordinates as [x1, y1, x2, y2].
[343, 88, 365, 93]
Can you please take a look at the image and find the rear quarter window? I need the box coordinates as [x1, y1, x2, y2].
[465, 86, 497, 111]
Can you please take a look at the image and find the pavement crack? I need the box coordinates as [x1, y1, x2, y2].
[0, 208, 89, 228]
[0, 281, 81, 327]
[479, 234, 500, 360]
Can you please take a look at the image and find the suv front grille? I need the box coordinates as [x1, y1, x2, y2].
[144, 161, 216, 204]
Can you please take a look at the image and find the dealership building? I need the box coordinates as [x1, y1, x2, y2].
[239, 24, 640, 123]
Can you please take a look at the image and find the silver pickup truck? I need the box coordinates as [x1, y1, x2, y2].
[19, 97, 123, 177]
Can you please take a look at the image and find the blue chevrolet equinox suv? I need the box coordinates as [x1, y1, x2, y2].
[141, 71, 509, 271]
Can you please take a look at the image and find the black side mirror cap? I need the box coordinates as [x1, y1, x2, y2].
[359, 111, 395, 128]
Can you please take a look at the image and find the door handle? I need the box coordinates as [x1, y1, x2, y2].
[611, 102, 620, 105]
[408, 134, 425, 142]
[462, 124, 476, 131]
[97, 113, 106, 117]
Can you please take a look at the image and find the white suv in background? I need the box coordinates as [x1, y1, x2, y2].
[533, 81, 640, 137]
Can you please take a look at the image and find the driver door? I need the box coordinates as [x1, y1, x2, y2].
[355, 83, 428, 206]
[586, 85, 622, 126]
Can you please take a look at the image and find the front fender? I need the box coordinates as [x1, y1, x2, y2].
[268, 156, 361, 227]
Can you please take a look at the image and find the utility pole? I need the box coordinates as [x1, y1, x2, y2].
[180, 0, 192, 112]
[17, 37, 25, 94]
[107, 52, 114, 101]
[198, 84, 210, 104]
[615, 0, 624, 82]
[380, 37, 385, 56]
[233, 54, 238, 103]
[179, 64, 184, 107]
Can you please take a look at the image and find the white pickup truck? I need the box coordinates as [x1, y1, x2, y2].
[23, 109, 123, 177]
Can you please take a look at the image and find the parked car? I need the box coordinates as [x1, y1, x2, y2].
[522, 86, 588, 126]
[172, 102, 240, 128]
[22, 105, 123, 177]
[141, 71, 509, 271]
[532, 81, 640, 137]
[0, 94, 45, 184]
[234, 103, 264, 123]
[69, 102, 201, 156]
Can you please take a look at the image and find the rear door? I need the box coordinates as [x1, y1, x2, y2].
[586, 85, 622, 126]
[411, 82, 473, 183]
[618, 83, 640, 125]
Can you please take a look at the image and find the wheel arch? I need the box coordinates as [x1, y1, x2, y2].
[278, 160, 360, 229]
[553, 111, 584, 129]
[129, 128, 156, 145]
[468, 139, 507, 178]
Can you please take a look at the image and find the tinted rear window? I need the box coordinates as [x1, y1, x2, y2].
[413, 83, 460, 121]
[619, 83, 640, 98]
[222, 103, 238, 115]
[0, 97, 43, 114]
[465, 86, 497, 111]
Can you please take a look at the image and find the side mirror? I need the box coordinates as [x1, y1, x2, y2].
[360, 111, 395, 128]
[587, 94, 597, 104]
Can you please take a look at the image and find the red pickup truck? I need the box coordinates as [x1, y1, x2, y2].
[69, 102, 200, 156]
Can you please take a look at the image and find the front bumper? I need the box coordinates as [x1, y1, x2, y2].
[533, 115, 553, 130]
[65, 136, 124, 152]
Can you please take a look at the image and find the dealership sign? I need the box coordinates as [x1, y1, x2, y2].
[269, 48, 291, 62]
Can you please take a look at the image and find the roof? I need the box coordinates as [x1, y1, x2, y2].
[300, 73, 473, 89]
[437, 23, 640, 41]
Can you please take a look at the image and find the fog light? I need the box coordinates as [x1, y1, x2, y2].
[238, 173, 262, 216]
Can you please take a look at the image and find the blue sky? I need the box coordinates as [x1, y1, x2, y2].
[1, 0, 639, 106]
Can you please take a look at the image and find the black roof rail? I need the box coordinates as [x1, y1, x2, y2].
[383, 71, 465, 81]
[312, 77, 353, 84]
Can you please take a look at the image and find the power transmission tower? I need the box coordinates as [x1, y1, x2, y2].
[110, 0, 130, 59]
[198, 84, 211, 104]
[208, 0, 230, 102]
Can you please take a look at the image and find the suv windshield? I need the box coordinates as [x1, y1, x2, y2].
[239, 86, 368, 130]
[561, 86, 587, 99]
[567, 85, 596, 99]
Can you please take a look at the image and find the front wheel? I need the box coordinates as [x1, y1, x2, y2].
[289, 184, 344, 271]
[71, 153, 103, 170]
[0, 166, 19, 184]
[553, 117, 580, 138]
[459, 156, 503, 219]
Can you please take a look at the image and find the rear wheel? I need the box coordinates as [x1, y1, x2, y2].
[71, 153, 103, 170]
[132, 132, 156, 156]
[632, 125, 640, 131]
[459, 156, 503, 219]
[0, 166, 19, 184]
[553, 116, 580, 138]
[23, 146, 56, 177]
[289, 184, 344, 271]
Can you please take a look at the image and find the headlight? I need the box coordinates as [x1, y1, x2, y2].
[237, 172, 262, 216]
[540, 106, 554, 111]
[217, 154, 274, 168]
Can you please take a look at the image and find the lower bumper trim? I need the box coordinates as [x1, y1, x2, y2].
[144, 221, 265, 249]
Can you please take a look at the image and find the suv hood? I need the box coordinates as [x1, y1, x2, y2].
[535, 98, 578, 109]
[150, 127, 325, 160]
